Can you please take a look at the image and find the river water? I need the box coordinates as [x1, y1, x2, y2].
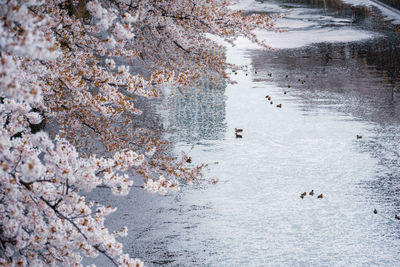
[88, 0, 400, 266]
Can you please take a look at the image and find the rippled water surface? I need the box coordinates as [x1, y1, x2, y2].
[89, 0, 400, 266]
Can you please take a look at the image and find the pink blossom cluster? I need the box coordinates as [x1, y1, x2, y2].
[0, 0, 276, 266]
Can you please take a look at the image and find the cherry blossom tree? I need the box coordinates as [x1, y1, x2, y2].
[0, 0, 276, 266]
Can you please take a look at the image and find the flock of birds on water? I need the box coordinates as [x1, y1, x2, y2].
[232, 70, 400, 221]
[233, 71, 310, 140]
[233, 71, 364, 141]
[300, 189, 323, 199]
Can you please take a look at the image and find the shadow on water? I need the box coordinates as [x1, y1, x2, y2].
[251, 39, 400, 124]
[372, 0, 400, 10]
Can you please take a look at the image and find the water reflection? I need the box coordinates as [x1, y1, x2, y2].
[251, 39, 400, 124]
[375, 0, 400, 10]
[165, 80, 227, 143]
[87, 1, 400, 266]
[269, 0, 400, 11]
[252, 0, 400, 122]
[261, 0, 400, 31]
[251, 0, 400, 253]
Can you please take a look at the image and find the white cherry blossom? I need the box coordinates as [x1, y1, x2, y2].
[0, 0, 276, 266]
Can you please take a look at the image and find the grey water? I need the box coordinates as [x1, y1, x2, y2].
[89, 0, 400, 266]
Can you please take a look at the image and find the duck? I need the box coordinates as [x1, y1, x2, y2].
[265, 95, 270, 99]
[267, 73, 272, 77]
[270, 101, 273, 104]
[186, 157, 192, 163]
[285, 74, 289, 78]
[276, 104, 282, 108]
[298, 78, 301, 82]
[309, 189, 314, 196]
[317, 194, 323, 199]
[284, 91, 287, 94]
[235, 128, 243, 133]
[325, 53, 332, 60]
[268, 96, 271, 101]
[373, 209, 377, 214]
[235, 133, 242, 138]
[300, 192, 307, 199]
[356, 135, 362, 139]
[395, 214, 400, 220]
[287, 85, 291, 88]
[211, 179, 218, 184]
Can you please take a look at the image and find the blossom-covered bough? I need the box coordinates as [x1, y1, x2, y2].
[0, 0, 276, 266]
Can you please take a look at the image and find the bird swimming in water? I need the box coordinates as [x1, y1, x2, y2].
[235, 133, 242, 138]
[357, 135, 362, 139]
[373, 209, 377, 214]
[300, 192, 306, 199]
[235, 128, 243, 133]
[317, 194, 323, 199]
[325, 53, 332, 61]
[276, 104, 282, 108]
[309, 189, 314, 196]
